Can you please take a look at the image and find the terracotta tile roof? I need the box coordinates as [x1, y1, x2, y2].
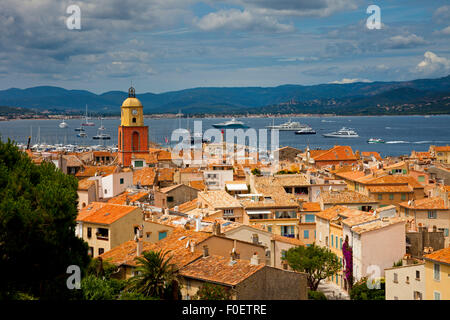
[189, 180, 205, 191]
[312, 146, 357, 162]
[63, 154, 84, 167]
[175, 198, 199, 213]
[77, 178, 96, 191]
[367, 185, 414, 193]
[301, 202, 321, 212]
[158, 168, 175, 182]
[351, 217, 406, 234]
[255, 175, 310, 188]
[335, 170, 367, 181]
[133, 167, 156, 186]
[362, 175, 424, 189]
[160, 184, 184, 193]
[77, 202, 139, 225]
[434, 146, 450, 152]
[315, 205, 349, 221]
[361, 151, 382, 161]
[157, 150, 173, 161]
[199, 190, 242, 209]
[399, 197, 449, 210]
[107, 191, 150, 205]
[93, 151, 114, 157]
[75, 165, 119, 178]
[272, 234, 304, 246]
[424, 247, 450, 265]
[101, 227, 210, 269]
[341, 213, 379, 227]
[179, 255, 264, 286]
[321, 190, 378, 204]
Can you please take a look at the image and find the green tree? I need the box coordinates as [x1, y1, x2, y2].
[126, 250, 179, 299]
[193, 283, 232, 300]
[284, 244, 341, 291]
[80, 275, 125, 300]
[350, 277, 385, 300]
[308, 290, 327, 300]
[0, 139, 90, 299]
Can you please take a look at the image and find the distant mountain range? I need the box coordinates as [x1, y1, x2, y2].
[1, 75, 449, 115]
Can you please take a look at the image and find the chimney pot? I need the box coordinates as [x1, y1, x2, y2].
[202, 245, 209, 257]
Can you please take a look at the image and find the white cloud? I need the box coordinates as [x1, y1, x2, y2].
[330, 78, 372, 84]
[416, 51, 450, 75]
[388, 34, 427, 49]
[278, 57, 319, 62]
[433, 5, 450, 24]
[435, 26, 450, 36]
[194, 9, 294, 33]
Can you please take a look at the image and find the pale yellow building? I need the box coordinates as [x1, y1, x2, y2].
[424, 247, 450, 300]
[76, 202, 143, 257]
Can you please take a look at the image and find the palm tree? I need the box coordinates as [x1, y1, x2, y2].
[126, 250, 178, 299]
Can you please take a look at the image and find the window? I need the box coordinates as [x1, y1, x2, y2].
[445, 229, 449, 237]
[96, 228, 109, 240]
[267, 226, 272, 233]
[281, 250, 287, 259]
[281, 226, 295, 237]
[406, 276, 409, 284]
[416, 270, 420, 280]
[120, 178, 124, 185]
[223, 209, 234, 217]
[134, 160, 144, 168]
[414, 291, 422, 300]
[325, 236, 329, 246]
[331, 235, 334, 247]
[87, 227, 92, 238]
[434, 263, 440, 281]
[88, 247, 94, 256]
[378, 194, 383, 200]
[393, 273, 398, 283]
[401, 194, 406, 201]
[389, 194, 394, 200]
[304, 230, 309, 239]
[428, 210, 437, 219]
[434, 291, 441, 300]
[158, 231, 167, 240]
[98, 248, 104, 255]
[132, 117, 136, 123]
[304, 214, 315, 223]
[340, 238, 343, 250]
[146, 232, 151, 240]
[167, 196, 174, 202]
[418, 176, 425, 182]
[336, 236, 338, 248]
[104, 189, 108, 195]
[275, 211, 297, 219]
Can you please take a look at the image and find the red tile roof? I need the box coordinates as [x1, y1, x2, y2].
[77, 202, 139, 225]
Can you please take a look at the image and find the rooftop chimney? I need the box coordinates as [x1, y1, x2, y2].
[250, 252, 260, 265]
[195, 216, 202, 232]
[135, 235, 143, 257]
[202, 245, 209, 257]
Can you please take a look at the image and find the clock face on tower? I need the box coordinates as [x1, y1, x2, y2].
[132, 109, 138, 115]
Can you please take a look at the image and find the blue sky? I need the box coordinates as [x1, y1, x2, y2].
[0, 0, 449, 93]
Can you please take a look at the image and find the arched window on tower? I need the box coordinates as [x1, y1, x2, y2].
[132, 131, 139, 152]
[132, 117, 137, 123]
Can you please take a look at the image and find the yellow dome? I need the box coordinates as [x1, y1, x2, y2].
[122, 97, 143, 108]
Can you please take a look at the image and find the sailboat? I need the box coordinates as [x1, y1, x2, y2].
[82, 105, 95, 126]
[93, 117, 111, 140]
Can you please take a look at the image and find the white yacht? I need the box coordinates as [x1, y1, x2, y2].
[266, 119, 309, 131]
[212, 118, 249, 129]
[367, 138, 385, 144]
[59, 118, 69, 128]
[295, 126, 316, 135]
[323, 127, 359, 138]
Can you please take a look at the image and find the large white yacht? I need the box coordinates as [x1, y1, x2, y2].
[212, 118, 249, 129]
[322, 127, 359, 138]
[266, 119, 309, 131]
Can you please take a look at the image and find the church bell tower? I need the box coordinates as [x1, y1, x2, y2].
[118, 86, 149, 167]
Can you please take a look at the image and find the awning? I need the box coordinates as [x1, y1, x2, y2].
[246, 210, 271, 215]
[226, 183, 248, 191]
